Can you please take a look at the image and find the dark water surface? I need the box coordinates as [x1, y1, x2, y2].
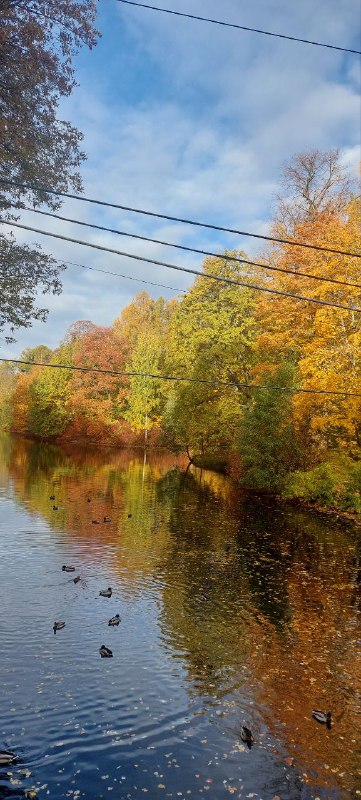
[0, 435, 360, 800]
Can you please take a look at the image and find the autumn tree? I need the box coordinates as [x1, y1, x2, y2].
[0, 362, 15, 429]
[0, 0, 99, 339]
[9, 370, 34, 434]
[119, 294, 175, 440]
[124, 332, 164, 442]
[18, 344, 53, 372]
[238, 365, 300, 492]
[274, 149, 354, 234]
[68, 324, 127, 441]
[165, 253, 257, 458]
[114, 292, 175, 357]
[256, 196, 361, 462]
[27, 345, 75, 438]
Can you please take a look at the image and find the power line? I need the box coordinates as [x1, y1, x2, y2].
[1, 178, 359, 258]
[2, 220, 360, 314]
[23, 205, 361, 291]
[114, 0, 361, 55]
[64, 259, 184, 293]
[1, 358, 360, 398]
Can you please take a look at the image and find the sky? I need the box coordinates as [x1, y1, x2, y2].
[1, 0, 360, 358]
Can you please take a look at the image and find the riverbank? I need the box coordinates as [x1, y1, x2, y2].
[190, 451, 361, 519]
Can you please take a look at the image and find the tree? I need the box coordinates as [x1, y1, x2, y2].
[239, 365, 300, 492]
[27, 345, 74, 437]
[124, 332, 163, 442]
[165, 253, 257, 457]
[0, 0, 99, 339]
[114, 292, 175, 358]
[274, 149, 354, 233]
[256, 197, 361, 460]
[18, 344, 53, 372]
[68, 324, 127, 440]
[0, 236, 63, 341]
[0, 362, 15, 428]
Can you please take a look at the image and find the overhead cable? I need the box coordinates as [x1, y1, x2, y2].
[115, 0, 361, 55]
[1, 178, 359, 258]
[2, 220, 361, 314]
[64, 259, 184, 293]
[23, 206, 361, 291]
[1, 358, 360, 398]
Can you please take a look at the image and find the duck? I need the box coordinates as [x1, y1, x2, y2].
[312, 710, 332, 728]
[53, 621, 65, 634]
[87, 498, 91, 503]
[99, 645, 113, 658]
[103, 516, 111, 523]
[127, 513, 132, 518]
[73, 576, 81, 584]
[50, 495, 55, 501]
[52, 505, 58, 511]
[92, 520, 100, 525]
[99, 587, 112, 598]
[62, 565, 75, 572]
[240, 725, 254, 747]
[0, 750, 17, 766]
[108, 614, 120, 626]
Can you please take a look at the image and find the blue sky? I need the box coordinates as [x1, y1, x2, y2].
[2, 0, 360, 357]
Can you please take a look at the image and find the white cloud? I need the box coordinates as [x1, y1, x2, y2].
[1, 0, 359, 357]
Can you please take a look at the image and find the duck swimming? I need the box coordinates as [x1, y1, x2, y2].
[99, 587, 112, 597]
[62, 565, 75, 572]
[50, 495, 55, 501]
[312, 710, 332, 728]
[52, 505, 58, 511]
[103, 516, 111, 523]
[99, 645, 113, 658]
[240, 725, 254, 747]
[0, 750, 17, 766]
[108, 614, 120, 626]
[53, 621, 65, 634]
[92, 520, 100, 525]
[73, 576, 81, 584]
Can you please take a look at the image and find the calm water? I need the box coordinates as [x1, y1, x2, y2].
[0, 435, 360, 800]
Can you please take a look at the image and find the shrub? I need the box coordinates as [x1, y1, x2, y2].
[285, 454, 361, 512]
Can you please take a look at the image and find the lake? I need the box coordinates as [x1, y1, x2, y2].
[0, 434, 360, 800]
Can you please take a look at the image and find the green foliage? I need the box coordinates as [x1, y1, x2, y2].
[18, 345, 53, 371]
[0, 364, 15, 429]
[285, 454, 361, 512]
[164, 253, 257, 456]
[238, 365, 300, 492]
[28, 347, 74, 437]
[124, 333, 163, 437]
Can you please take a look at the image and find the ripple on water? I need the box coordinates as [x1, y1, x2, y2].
[0, 439, 360, 800]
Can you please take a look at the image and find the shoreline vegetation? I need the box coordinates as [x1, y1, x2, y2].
[4, 430, 361, 522]
[1, 152, 360, 517]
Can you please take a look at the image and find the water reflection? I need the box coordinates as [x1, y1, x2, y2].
[0, 434, 360, 800]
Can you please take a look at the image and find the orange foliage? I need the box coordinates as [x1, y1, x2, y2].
[255, 200, 361, 456]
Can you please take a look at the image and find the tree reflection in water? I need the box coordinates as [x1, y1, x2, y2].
[0, 434, 360, 799]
